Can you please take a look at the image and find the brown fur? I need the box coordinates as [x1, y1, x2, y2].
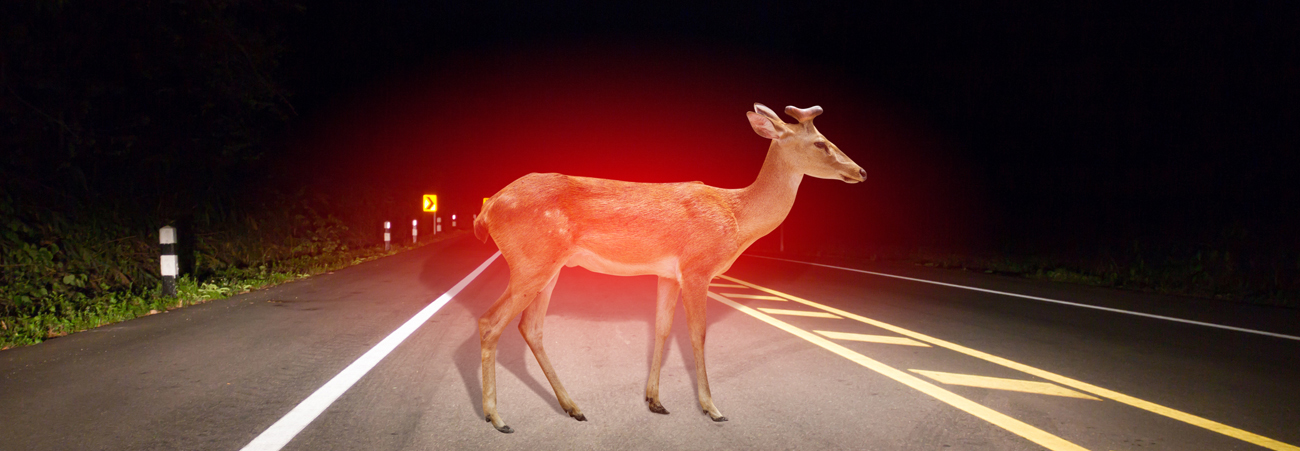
[474, 103, 865, 432]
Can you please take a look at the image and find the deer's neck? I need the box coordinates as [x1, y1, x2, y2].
[736, 142, 803, 243]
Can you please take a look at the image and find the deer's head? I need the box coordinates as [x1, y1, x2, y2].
[747, 103, 867, 183]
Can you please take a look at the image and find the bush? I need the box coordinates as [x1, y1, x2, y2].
[0, 188, 442, 349]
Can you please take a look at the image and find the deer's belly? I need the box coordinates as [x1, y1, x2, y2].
[565, 247, 677, 278]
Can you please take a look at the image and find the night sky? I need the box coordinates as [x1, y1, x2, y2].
[273, 1, 1297, 260]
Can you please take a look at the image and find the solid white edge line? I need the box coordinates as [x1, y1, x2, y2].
[744, 254, 1300, 342]
[241, 251, 501, 451]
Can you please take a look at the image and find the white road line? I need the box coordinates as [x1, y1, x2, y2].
[745, 254, 1300, 342]
[241, 251, 501, 451]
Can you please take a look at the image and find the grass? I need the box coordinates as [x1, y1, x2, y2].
[904, 247, 1298, 308]
[777, 237, 1297, 309]
[0, 231, 461, 350]
[1, 186, 469, 350]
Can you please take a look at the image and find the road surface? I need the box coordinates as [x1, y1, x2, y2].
[2, 234, 1298, 450]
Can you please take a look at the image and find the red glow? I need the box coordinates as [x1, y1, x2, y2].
[291, 45, 986, 254]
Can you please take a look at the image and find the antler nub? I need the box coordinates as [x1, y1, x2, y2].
[784, 105, 823, 123]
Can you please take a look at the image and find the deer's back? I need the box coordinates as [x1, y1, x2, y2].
[483, 173, 743, 273]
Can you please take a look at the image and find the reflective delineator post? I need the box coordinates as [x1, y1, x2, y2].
[452, 214, 457, 228]
[160, 225, 178, 297]
[412, 219, 418, 243]
[437, 216, 442, 233]
[384, 221, 392, 251]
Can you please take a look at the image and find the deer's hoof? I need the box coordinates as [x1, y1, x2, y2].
[704, 410, 729, 422]
[567, 409, 587, 422]
[487, 416, 514, 433]
[647, 398, 670, 415]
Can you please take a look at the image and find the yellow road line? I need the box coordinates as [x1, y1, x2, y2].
[708, 283, 748, 288]
[708, 292, 1089, 451]
[910, 370, 1101, 400]
[718, 274, 1300, 451]
[814, 330, 931, 347]
[756, 308, 841, 319]
[717, 293, 787, 301]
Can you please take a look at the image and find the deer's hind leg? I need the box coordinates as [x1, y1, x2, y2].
[480, 261, 564, 433]
[646, 276, 680, 414]
[518, 270, 587, 422]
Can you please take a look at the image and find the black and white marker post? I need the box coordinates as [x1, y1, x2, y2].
[159, 225, 178, 297]
[412, 219, 418, 243]
[384, 221, 392, 251]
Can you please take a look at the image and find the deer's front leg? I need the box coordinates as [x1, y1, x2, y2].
[646, 276, 680, 415]
[681, 276, 727, 422]
[519, 272, 586, 422]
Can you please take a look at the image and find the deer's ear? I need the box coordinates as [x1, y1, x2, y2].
[747, 111, 784, 140]
[753, 103, 781, 121]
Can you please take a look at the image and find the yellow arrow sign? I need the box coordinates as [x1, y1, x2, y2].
[422, 194, 437, 212]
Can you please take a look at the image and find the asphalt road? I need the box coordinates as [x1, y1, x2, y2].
[2, 233, 1298, 450]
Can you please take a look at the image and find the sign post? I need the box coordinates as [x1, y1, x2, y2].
[384, 221, 392, 251]
[160, 225, 177, 297]
[423, 194, 438, 235]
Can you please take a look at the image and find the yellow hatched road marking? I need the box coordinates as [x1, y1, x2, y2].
[708, 292, 1089, 451]
[756, 308, 840, 319]
[717, 293, 787, 301]
[911, 370, 1101, 400]
[717, 274, 1300, 451]
[708, 283, 748, 288]
[814, 330, 931, 347]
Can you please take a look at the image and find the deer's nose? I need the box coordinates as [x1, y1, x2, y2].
[859, 168, 868, 180]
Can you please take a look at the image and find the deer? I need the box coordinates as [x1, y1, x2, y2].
[473, 103, 866, 433]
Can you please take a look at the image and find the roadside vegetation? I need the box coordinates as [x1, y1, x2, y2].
[0, 189, 455, 349]
[910, 233, 1299, 307]
[818, 241, 1299, 308]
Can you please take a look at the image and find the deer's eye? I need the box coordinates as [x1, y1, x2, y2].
[814, 141, 829, 152]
